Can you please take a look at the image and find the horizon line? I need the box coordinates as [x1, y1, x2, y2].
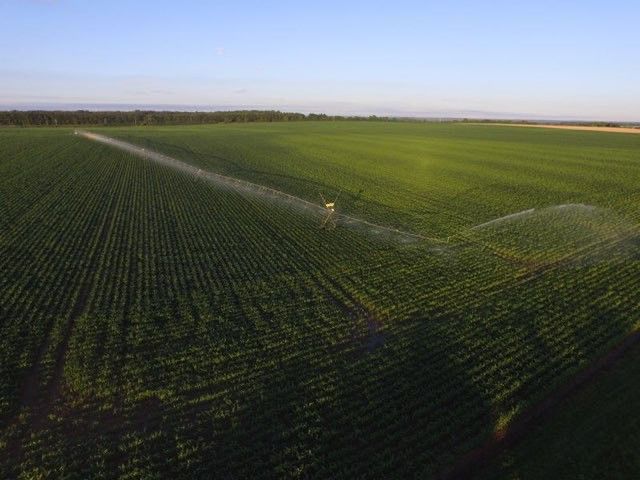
[1, 102, 639, 124]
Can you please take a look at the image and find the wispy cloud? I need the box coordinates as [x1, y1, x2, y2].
[215, 47, 225, 56]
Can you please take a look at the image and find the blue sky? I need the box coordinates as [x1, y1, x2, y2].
[1, 0, 639, 120]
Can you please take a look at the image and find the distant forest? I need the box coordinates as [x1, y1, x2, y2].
[2, 110, 636, 128]
[0, 110, 393, 127]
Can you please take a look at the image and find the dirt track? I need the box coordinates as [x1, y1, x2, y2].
[480, 123, 640, 134]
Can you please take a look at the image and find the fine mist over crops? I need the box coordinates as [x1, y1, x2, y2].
[469, 203, 640, 265]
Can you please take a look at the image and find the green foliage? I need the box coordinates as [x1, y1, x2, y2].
[0, 110, 397, 127]
[0, 123, 639, 478]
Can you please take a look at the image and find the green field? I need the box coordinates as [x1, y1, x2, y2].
[1, 121, 639, 478]
[483, 340, 640, 479]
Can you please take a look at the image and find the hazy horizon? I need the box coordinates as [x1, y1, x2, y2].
[4, 102, 640, 124]
[2, 1, 639, 121]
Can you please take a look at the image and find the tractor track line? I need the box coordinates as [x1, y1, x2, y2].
[440, 328, 640, 479]
[3, 186, 120, 463]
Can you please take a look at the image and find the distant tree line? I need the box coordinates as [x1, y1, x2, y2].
[0, 110, 395, 127]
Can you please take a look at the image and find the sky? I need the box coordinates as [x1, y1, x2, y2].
[1, 0, 639, 120]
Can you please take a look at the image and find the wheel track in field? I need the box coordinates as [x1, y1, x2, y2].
[441, 328, 640, 479]
[78, 131, 443, 245]
[438, 225, 640, 479]
[3, 174, 121, 464]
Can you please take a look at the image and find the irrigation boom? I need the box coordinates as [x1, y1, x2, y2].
[319, 191, 340, 229]
[78, 130, 442, 244]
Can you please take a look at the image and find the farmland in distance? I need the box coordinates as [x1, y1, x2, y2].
[1, 122, 639, 478]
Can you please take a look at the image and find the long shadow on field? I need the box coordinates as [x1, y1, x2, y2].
[324, 326, 495, 478]
[179, 322, 496, 479]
